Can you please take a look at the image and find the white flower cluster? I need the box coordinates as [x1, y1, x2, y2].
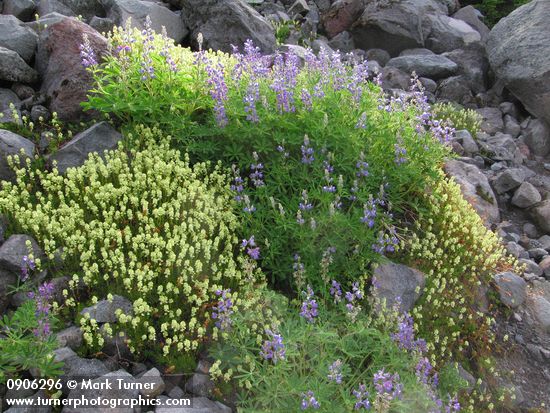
[0, 128, 244, 358]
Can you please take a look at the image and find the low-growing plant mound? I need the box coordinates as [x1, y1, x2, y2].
[0, 127, 245, 361]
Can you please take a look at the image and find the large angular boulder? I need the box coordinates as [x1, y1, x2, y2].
[0, 129, 35, 183]
[350, 0, 478, 56]
[487, 0, 550, 126]
[0, 47, 38, 83]
[372, 261, 426, 313]
[444, 159, 500, 225]
[0, 14, 38, 63]
[36, 17, 108, 122]
[80, 294, 132, 323]
[182, 0, 276, 54]
[424, 14, 481, 54]
[442, 44, 489, 93]
[49, 122, 122, 174]
[36, 0, 75, 18]
[386, 54, 458, 79]
[452, 6, 490, 41]
[2, 0, 38, 22]
[493, 272, 526, 308]
[105, 0, 186, 43]
[321, 0, 363, 39]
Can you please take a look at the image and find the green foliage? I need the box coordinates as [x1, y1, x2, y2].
[84, 24, 451, 293]
[0, 128, 247, 365]
[209, 284, 466, 412]
[462, 0, 530, 26]
[432, 103, 481, 137]
[0, 300, 62, 382]
[272, 20, 297, 45]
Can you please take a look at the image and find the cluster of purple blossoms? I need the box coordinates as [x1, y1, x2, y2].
[276, 144, 289, 158]
[261, 329, 286, 364]
[241, 236, 260, 260]
[329, 280, 342, 303]
[21, 255, 36, 282]
[372, 226, 399, 255]
[212, 289, 233, 331]
[301, 88, 313, 111]
[356, 159, 369, 179]
[415, 357, 438, 387]
[445, 396, 461, 413]
[270, 52, 300, 113]
[292, 254, 306, 289]
[391, 313, 427, 353]
[243, 195, 256, 213]
[350, 180, 359, 201]
[79, 34, 97, 68]
[373, 369, 403, 401]
[330, 52, 347, 91]
[361, 196, 378, 228]
[244, 82, 260, 123]
[353, 384, 371, 410]
[355, 112, 367, 129]
[139, 16, 156, 81]
[301, 390, 320, 410]
[300, 285, 319, 323]
[394, 144, 407, 165]
[348, 60, 369, 104]
[327, 359, 343, 384]
[230, 166, 244, 202]
[205, 61, 229, 127]
[344, 282, 363, 318]
[322, 167, 336, 193]
[430, 119, 456, 144]
[301, 135, 315, 164]
[250, 152, 265, 187]
[28, 281, 55, 337]
[159, 28, 178, 73]
[299, 190, 313, 211]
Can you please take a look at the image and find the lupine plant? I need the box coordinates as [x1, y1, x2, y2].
[82, 23, 452, 293]
[0, 262, 61, 382]
[209, 278, 466, 412]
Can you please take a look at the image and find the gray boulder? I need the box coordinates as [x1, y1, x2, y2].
[2, 0, 37, 22]
[80, 294, 132, 323]
[442, 44, 489, 93]
[61, 356, 109, 382]
[0, 130, 34, 182]
[526, 295, 550, 333]
[487, 0, 550, 126]
[0, 47, 38, 83]
[531, 200, 550, 234]
[452, 5, 490, 41]
[137, 367, 165, 398]
[185, 373, 215, 397]
[36, 0, 75, 18]
[48, 122, 122, 174]
[4, 390, 51, 413]
[56, 326, 83, 350]
[476, 132, 523, 164]
[106, 0, 186, 43]
[425, 14, 481, 53]
[435, 75, 475, 107]
[182, 0, 276, 54]
[386, 54, 458, 79]
[476, 107, 503, 135]
[523, 118, 550, 157]
[350, 0, 446, 57]
[372, 261, 426, 313]
[0, 15, 38, 62]
[491, 168, 525, 194]
[0, 234, 44, 273]
[493, 272, 526, 308]
[444, 159, 500, 225]
[52, 0, 104, 22]
[511, 182, 541, 209]
[0, 88, 22, 125]
[321, 0, 363, 39]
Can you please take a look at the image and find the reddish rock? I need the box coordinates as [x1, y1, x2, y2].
[36, 18, 107, 122]
[321, 0, 363, 39]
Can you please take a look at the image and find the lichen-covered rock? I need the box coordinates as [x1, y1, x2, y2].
[386, 54, 458, 79]
[511, 182, 541, 209]
[0, 14, 38, 62]
[493, 272, 526, 308]
[0, 46, 38, 83]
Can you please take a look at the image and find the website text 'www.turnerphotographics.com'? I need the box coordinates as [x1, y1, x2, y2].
[5, 377, 193, 410]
